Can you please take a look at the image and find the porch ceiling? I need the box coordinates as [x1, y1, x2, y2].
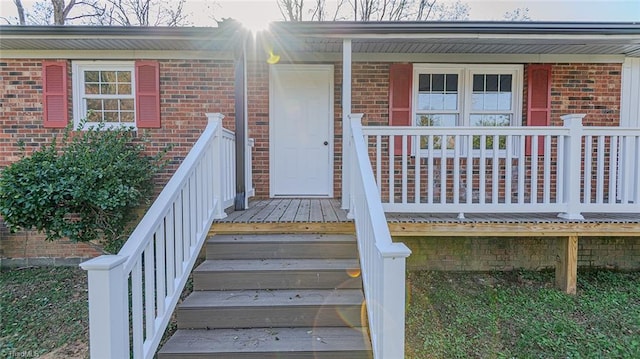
[1, 22, 639, 57]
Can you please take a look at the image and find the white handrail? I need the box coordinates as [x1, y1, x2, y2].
[361, 115, 640, 218]
[348, 113, 411, 359]
[80, 113, 235, 359]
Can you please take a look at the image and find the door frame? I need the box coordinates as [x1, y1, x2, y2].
[269, 64, 334, 198]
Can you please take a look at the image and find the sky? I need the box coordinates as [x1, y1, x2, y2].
[1, 0, 639, 27]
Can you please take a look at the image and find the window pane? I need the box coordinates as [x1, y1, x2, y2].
[445, 74, 458, 92]
[500, 75, 512, 91]
[432, 74, 444, 91]
[118, 84, 132, 95]
[416, 114, 457, 127]
[87, 110, 101, 122]
[104, 99, 119, 111]
[120, 99, 134, 111]
[484, 93, 498, 110]
[443, 94, 457, 110]
[486, 75, 499, 91]
[430, 94, 444, 110]
[470, 114, 511, 127]
[100, 71, 117, 82]
[117, 71, 131, 82]
[498, 92, 512, 110]
[104, 112, 119, 122]
[86, 99, 103, 111]
[473, 74, 484, 92]
[100, 84, 117, 94]
[85, 71, 99, 82]
[472, 93, 484, 111]
[121, 112, 135, 123]
[85, 84, 100, 95]
[418, 74, 431, 91]
[417, 93, 431, 110]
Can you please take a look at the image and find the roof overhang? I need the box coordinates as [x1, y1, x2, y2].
[1, 21, 639, 58]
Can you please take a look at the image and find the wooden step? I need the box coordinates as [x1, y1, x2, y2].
[206, 234, 358, 259]
[157, 327, 372, 359]
[193, 259, 363, 290]
[177, 289, 365, 329]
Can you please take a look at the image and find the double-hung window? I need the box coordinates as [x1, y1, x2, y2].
[414, 64, 523, 152]
[72, 61, 136, 128]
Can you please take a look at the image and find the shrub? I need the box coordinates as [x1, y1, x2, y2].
[0, 122, 169, 253]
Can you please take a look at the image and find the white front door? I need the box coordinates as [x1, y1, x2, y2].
[270, 65, 333, 197]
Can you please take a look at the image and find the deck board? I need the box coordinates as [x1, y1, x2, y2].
[213, 199, 640, 236]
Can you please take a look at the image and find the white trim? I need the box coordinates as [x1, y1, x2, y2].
[1, 50, 233, 60]
[413, 63, 523, 127]
[621, 57, 640, 128]
[269, 64, 335, 198]
[72, 60, 136, 130]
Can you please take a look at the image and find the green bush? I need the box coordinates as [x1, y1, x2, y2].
[0, 121, 169, 253]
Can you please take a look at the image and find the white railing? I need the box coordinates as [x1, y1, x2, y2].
[80, 113, 235, 359]
[361, 114, 640, 219]
[348, 114, 411, 359]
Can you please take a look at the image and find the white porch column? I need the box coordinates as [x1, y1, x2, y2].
[341, 39, 352, 209]
[558, 114, 586, 220]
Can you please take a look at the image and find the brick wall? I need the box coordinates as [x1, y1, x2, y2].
[400, 236, 640, 271]
[0, 58, 236, 262]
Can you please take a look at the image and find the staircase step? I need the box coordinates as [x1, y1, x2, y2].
[157, 327, 372, 359]
[193, 259, 362, 290]
[206, 234, 358, 259]
[178, 289, 365, 329]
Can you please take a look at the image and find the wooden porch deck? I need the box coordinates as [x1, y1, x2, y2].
[210, 199, 640, 237]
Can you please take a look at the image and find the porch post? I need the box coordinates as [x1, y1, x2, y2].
[558, 114, 586, 220]
[341, 39, 352, 209]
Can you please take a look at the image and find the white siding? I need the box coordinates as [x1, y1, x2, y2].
[621, 57, 640, 128]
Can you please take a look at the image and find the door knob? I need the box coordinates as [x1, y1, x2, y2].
[323, 141, 329, 146]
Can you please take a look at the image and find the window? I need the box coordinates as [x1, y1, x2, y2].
[414, 64, 523, 151]
[73, 61, 136, 128]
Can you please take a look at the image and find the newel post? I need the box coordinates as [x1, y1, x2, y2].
[207, 113, 227, 219]
[558, 114, 586, 220]
[80, 255, 128, 359]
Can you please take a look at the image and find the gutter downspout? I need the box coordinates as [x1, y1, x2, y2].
[234, 30, 248, 210]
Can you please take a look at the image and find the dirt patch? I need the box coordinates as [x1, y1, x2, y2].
[38, 340, 88, 359]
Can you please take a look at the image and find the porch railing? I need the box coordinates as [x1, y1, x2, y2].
[80, 113, 237, 359]
[361, 114, 640, 219]
[348, 114, 411, 358]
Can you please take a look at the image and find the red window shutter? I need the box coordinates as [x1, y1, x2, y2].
[42, 61, 68, 128]
[526, 64, 552, 155]
[135, 60, 161, 128]
[389, 63, 412, 155]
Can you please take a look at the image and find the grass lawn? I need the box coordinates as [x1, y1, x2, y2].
[1, 267, 638, 358]
[406, 270, 640, 359]
[0, 266, 88, 358]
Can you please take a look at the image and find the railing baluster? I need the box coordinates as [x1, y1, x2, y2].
[453, 134, 460, 204]
[389, 136, 395, 204]
[597, 135, 605, 204]
[609, 136, 619, 204]
[584, 136, 593, 204]
[144, 241, 156, 344]
[531, 135, 539, 204]
[439, 135, 447, 204]
[132, 260, 143, 358]
[166, 205, 176, 297]
[156, 223, 166, 321]
[466, 135, 473, 204]
[376, 135, 382, 198]
[479, 135, 486, 205]
[414, 134, 421, 204]
[505, 135, 513, 204]
[543, 135, 551, 204]
[402, 135, 408, 204]
[492, 134, 499, 204]
[518, 135, 526, 204]
[427, 135, 434, 204]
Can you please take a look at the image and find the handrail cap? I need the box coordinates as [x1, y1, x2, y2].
[80, 255, 126, 271]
